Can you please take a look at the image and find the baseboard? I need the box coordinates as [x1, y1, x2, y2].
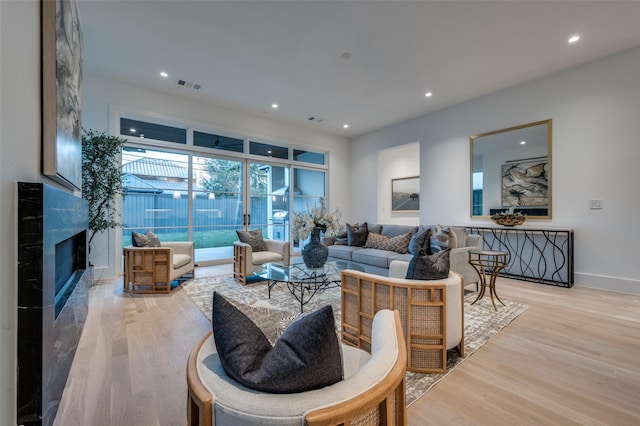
[574, 272, 640, 296]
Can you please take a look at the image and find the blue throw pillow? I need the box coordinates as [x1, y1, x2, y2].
[212, 292, 343, 393]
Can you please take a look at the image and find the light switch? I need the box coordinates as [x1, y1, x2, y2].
[589, 199, 603, 209]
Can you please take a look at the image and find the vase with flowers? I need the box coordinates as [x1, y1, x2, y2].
[293, 198, 344, 268]
[491, 207, 526, 227]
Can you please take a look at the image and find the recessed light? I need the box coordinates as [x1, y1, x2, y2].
[343, 124, 349, 129]
[160, 71, 169, 78]
[568, 35, 580, 43]
[129, 128, 136, 133]
[425, 92, 433, 97]
[520, 140, 526, 145]
[272, 103, 278, 109]
[341, 52, 352, 60]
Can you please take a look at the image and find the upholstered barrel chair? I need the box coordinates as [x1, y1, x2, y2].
[186, 309, 407, 426]
[341, 262, 464, 373]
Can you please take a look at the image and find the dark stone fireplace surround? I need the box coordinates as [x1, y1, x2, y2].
[17, 182, 89, 426]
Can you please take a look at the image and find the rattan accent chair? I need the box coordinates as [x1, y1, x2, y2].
[124, 242, 195, 293]
[341, 264, 464, 373]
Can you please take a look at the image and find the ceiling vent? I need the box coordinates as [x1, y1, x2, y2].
[176, 79, 201, 90]
[307, 116, 323, 123]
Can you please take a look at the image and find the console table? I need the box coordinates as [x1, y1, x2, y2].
[465, 226, 574, 287]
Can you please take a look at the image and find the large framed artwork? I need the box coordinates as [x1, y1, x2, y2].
[391, 176, 420, 212]
[42, 0, 83, 190]
[502, 157, 548, 207]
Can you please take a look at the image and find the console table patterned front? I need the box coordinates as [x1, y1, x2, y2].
[465, 226, 574, 287]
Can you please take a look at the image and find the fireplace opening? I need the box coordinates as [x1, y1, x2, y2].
[54, 230, 87, 318]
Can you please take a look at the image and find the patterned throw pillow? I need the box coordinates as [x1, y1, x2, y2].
[346, 222, 368, 247]
[212, 292, 343, 393]
[405, 249, 451, 280]
[131, 230, 161, 247]
[236, 229, 268, 252]
[365, 232, 412, 254]
[429, 226, 457, 253]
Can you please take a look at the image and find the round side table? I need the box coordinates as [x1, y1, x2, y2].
[468, 250, 508, 310]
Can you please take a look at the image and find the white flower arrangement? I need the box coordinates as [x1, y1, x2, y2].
[292, 198, 344, 240]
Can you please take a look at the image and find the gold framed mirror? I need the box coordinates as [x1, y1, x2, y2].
[470, 119, 552, 219]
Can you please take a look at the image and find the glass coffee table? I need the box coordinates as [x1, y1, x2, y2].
[254, 259, 365, 313]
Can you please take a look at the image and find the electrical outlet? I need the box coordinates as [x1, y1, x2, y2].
[589, 199, 603, 209]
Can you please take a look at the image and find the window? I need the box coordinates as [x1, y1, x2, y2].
[293, 149, 325, 165]
[249, 141, 288, 159]
[194, 131, 244, 153]
[120, 118, 186, 144]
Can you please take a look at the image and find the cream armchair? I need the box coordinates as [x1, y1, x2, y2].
[186, 309, 407, 426]
[342, 262, 464, 373]
[124, 241, 195, 293]
[233, 239, 290, 285]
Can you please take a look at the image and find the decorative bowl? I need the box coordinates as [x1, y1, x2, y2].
[491, 216, 526, 227]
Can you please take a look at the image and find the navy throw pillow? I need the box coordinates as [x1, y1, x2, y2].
[212, 292, 343, 393]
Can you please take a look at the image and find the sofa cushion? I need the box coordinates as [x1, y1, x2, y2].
[430, 226, 457, 253]
[237, 229, 268, 252]
[380, 224, 418, 238]
[212, 292, 343, 393]
[364, 232, 412, 254]
[389, 253, 414, 264]
[367, 223, 383, 234]
[132, 230, 161, 247]
[252, 251, 283, 265]
[173, 253, 191, 269]
[352, 248, 399, 269]
[346, 222, 368, 247]
[408, 228, 431, 255]
[328, 245, 362, 261]
[405, 249, 451, 280]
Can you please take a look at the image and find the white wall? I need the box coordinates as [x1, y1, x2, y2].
[1, 2, 43, 423]
[83, 74, 351, 278]
[376, 143, 420, 225]
[350, 47, 640, 294]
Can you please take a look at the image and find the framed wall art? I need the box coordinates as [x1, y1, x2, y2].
[391, 176, 420, 212]
[42, 0, 83, 190]
[501, 157, 549, 207]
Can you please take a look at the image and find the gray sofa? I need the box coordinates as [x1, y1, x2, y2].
[325, 224, 483, 287]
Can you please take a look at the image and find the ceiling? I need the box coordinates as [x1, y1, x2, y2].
[79, 1, 640, 138]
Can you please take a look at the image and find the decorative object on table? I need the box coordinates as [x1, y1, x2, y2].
[391, 176, 420, 212]
[491, 207, 526, 227]
[293, 198, 343, 268]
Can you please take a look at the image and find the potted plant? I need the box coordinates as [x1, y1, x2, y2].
[81, 129, 127, 273]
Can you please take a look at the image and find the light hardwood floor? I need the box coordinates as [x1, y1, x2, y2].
[55, 266, 640, 425]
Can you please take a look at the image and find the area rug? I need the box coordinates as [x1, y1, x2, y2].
[181, 274, 527, 406]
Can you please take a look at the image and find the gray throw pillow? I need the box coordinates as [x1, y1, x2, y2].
[212, 292, 343, 393]
[408, 228, 431, 255]
[236, 229, 268, 252]
[346, 222, 368, 247]
[131, 230, 161, 247]
[405, 249, 450, 280]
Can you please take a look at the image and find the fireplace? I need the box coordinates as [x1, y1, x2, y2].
[17, 182, 89, 425]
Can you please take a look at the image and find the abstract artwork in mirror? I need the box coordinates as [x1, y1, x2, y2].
[470, 119, 552, 219]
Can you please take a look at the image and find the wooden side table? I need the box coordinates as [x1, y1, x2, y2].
[468, 250, 508, 310]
